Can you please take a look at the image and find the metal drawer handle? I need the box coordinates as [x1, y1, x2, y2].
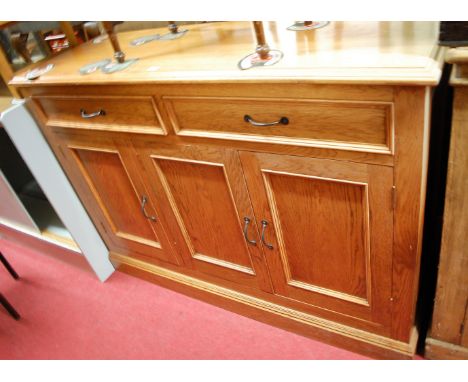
[244, 114, 289, 127]
[140, 195, 157, 222]
[261, 220, 274, 249]
[243, 217, 257, 245]
[80, 108, 106, 119]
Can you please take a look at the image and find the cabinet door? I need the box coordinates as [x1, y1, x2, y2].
[52, 129, 180, 265]
[240, 151, 393, 329]
[136, 142, 272, 292]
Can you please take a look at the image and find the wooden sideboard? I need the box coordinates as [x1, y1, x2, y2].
[10, 21, 444, 359]
[425, 48, 468, 360]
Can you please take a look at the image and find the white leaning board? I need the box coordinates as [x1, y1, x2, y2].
[0, 100, 114, 281]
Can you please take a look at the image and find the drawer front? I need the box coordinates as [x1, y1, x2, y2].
[35, 96, 166, 134]
[163, 96, 394, 154]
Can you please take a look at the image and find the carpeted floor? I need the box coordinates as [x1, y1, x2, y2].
[0, 238, 368, 360]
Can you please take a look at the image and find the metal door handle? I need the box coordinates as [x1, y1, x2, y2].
[261, 220, 274, 249]
[80, 108, 106, 118]
[243, 217, 257, 245]
[140, 195, 157, 222]
[244, 114, 289, 127]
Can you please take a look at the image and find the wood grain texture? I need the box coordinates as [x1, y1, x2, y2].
[391, 86, 430, 341]
[59, 21, 78, 47]
[134, 142, 273, 293]
[19, 83, 397, 166]
[23, 82, 430, 355]
[48, 129, 181, 266]
[35, 95, 165, 134]
[155, 158, 253, 269]
[0, 96, 13, 112]
[112, 251, 417, 359]
[462, 308, 468, 348]
[428, 88, 468, 347]
[266, 172, 368, 301]
[163, 96, 393, 154]
[460, 65, 468, 80]
[425, 338, 468, 360]
[20, 82, 396, 101]
[10, 22, 443, 86]
[239, 152, 393, 332]
[0, 42, 20, 98]
[14, 22, 440, 357]
[72, 149, 161, 245]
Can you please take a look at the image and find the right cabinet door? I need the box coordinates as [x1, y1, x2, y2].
[240, 151, 394, 329]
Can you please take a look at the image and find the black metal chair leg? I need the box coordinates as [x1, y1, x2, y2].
[0, 251, 19, 280]
[0, 293, 20, 320]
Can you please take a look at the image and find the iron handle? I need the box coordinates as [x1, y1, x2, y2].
[80, 108, 106, 119]
[260, 220, 274, 249]
[140, 195, 157, 222]
[244, 114, 289, 127]
[243, 217, 257, 245]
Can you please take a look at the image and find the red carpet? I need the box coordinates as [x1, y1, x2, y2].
[0, 238, 368, 360]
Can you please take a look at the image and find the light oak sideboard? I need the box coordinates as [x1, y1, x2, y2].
[10, 21, 444, 359]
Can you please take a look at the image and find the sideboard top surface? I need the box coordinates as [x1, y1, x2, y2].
[10, 21, 444, 87]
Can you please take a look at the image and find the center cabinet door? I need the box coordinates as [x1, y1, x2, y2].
[135, 142, 273, 293]
[239, 151, 394, 330]
[51, 129, 180, 266]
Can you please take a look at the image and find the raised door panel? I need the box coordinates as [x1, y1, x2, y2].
[135, 142, 272, 292]
[267, 172, 369, 302]
[51, 129, 179, 265]
[240, 151, 393, 331]
[156, 159, 253, 270]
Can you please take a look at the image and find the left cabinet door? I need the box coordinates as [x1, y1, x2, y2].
[50, 128, 181, 266]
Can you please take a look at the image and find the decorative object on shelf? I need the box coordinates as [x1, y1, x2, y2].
[238, 21, 283, 70]
[99, 22, 138, 74]
[287, 21, 329, 31]
[130, 21, 188, 46]
[25, 63, 54, 80]
[159, 22, 188, 40]
[130, 33, 160, 46]
[79, 59, 111, 75]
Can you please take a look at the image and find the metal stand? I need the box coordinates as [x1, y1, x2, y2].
[80, 22, 138, 75]
[130, 21, 187, 46]
[0, 294, 20, 320]
[0, 252, 19, 279]
[159, 22, 188, 40]
[238, 21, 283, 70]
[0, 251, 20, 320]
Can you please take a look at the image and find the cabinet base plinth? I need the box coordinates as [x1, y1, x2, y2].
[425, 337, 468, 360]
[110, 252, 418, 360]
